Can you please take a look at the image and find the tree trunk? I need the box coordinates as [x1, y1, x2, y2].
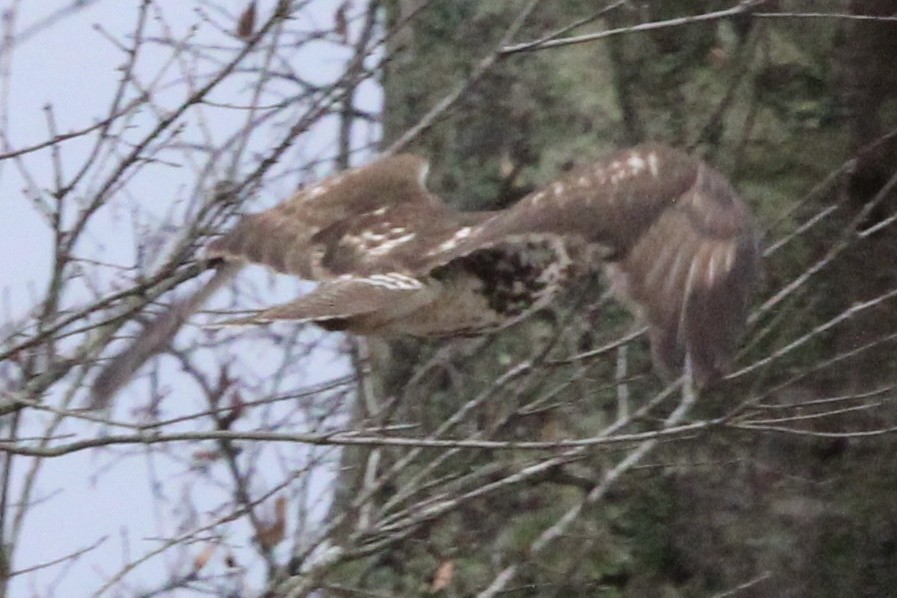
[326, 2, 897, 594]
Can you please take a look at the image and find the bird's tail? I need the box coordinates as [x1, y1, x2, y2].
[89, 260, 242, 409]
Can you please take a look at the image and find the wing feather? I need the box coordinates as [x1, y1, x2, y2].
[206, 144, 759, 385]
[602, 159, 759, 385]
[480, 143, 759, 386]
[212, 273, 438, 331]
[206, 154, 433, 279]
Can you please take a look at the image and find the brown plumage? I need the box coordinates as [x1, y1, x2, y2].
[500, 144, 760, 384]
[91, 144, 759, 405]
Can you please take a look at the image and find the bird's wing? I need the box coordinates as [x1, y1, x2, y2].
[90, 156, 437, 407]
[206, 150, 509, 282]
[207, 144, 759, 385]
[211, 272, 437, 329]
[476, 143, 760, 385]
[305, 201, 498, 277]
[605, 167, 760, 385]
[206, 154, 436, 279]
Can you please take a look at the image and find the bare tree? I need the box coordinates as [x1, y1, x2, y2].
[1, 1, 382, 595]
[1, 1, 895, 597]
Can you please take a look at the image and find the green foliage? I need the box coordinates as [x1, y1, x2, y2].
[332, 2, 897, 595]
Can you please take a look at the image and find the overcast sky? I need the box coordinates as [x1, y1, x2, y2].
[1, 2, 380, 595]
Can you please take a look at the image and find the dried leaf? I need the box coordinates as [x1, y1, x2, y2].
[193, 544, 217, 572]
[192, 449, 221, 464]
[275, 495, 287, 521]
[429, 559, 454, 593]
[257, 496, 288, 549]
[219, 390, 244, 430]
[334, 1, 350, 44]
[237, 1, 257, 40]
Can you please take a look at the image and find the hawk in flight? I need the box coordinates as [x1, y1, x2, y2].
[92, 144, 759, 404]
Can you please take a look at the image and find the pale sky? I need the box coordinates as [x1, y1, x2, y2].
[1, 2, 380, 595]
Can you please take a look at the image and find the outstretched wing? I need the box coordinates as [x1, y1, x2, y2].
[609, 159, 759, 386]
[90, 156, 442, 408]
[203, 152, 528, 336]
[478, 143, 760, 385]
[212, 272, 439, 331]
[304, 202, 497, 278]
[208, 144, 758, 385]
[206, 154, 440, 279]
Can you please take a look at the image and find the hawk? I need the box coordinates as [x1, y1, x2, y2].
[91, 144, 759, 404]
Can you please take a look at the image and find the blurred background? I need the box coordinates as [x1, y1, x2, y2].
[1, 1, 895, 596]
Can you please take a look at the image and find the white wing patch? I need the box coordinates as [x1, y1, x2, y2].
[343, 225, 417, 256]
[307, 184, 330, 199]
[592, 152, 656, 187]
[417, 160, 431, 188]
[368, 231, 417, 257]
[647, 151, 660, 178]
[723, 243, 737, 273]
[355, 273, 424, 290]
[303, 173, 344, 202]
[705, 242, 737, 287]
[627, 154, 646, 174]
[527, 190, 548, 207]
[431, 225, 474, 254]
